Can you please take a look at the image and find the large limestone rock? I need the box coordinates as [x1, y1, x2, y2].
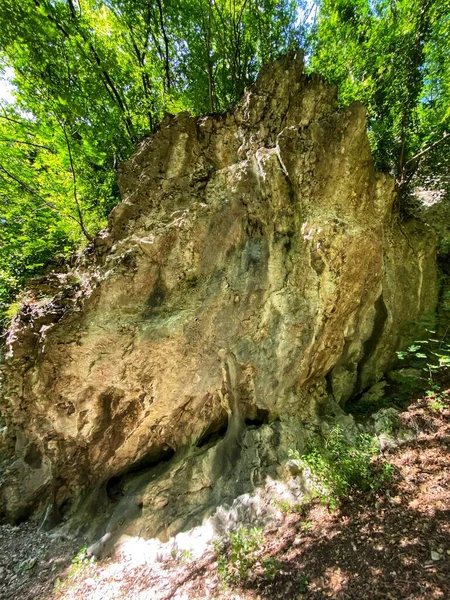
[0, 53, 438, 535]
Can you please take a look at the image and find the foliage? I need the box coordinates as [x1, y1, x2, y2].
[274, 498, 306, 514]
[53, 546, 95, 594]
[0, 0, 449, 325]
[0, 101, 103, 326]
[299, 520, 313, 532]
[261, 557, 283, 581]
[215, 526, 267, 584]
[181, 549, 193, 562]
[397, 337, 450, 372]
[0, 0, 303, 325]
[396, 330, 450, 410]
[67, 545, 95, 579]
[309, 0, 450, 198]
[295, 574, 309, 594]
[293, 426, 393, 508]
[426, 389, 448, 411]
[14, 557, 37, 575]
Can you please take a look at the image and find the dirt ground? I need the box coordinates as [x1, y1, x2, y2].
[1, 389, 449, 600]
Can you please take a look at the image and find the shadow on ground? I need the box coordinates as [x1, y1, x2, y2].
[251, 402, 450, 600]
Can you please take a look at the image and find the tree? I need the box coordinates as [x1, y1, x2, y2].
[308, 0, 449, 196]
[0, 0, 303, 324]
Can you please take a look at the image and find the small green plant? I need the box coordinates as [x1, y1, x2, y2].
[261, 557, 282, 581]
[293, 426, 393, 508]
[396, 334, 450, 382]
[381, 462, 395, 479]
[215, 527, 265, 584]
[429, 399, 445, 410]
[274, 499, 291, 513]
[66, 272, 83, 286]
[299, 520, 313, 532]
[274, 499, 305, 514]
[54, 577, 62, 594]
[15, 557, 37, 575]
[396, 329, 450, 410]
[424, 381, 449, 411]
[295, 574, 309, 594]
[4, 301, 21, 322]
[181, 549, 193, 562]
[68, 546, 95, 580]
[53, 546, 95, 594]
[427, 394, 447, 411]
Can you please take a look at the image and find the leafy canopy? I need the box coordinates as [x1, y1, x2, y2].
[309, 0, 450, 192]
[0, 0, 302, 323]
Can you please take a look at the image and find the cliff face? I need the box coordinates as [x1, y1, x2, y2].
[0, 54, 437, 541]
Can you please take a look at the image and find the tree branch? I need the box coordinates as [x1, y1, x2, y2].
[156, 0, 171, 91]
[0, 138, 54, 152]
[59, 121, 93, 242]
[0, 161, 38, 196]
[404, 132, 449, 167]
[0, 114, 35, 132]
[34, 0, 136, 142]
[0, 160, 89, 232]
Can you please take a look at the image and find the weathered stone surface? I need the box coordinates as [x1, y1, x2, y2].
[0, 53, 438, 534]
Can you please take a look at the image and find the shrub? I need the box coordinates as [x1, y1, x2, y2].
[215, 527, 264, 584]
[293, 425, 393, 508]
[397, 334, 450, 410]
[397, 335, 450, 377]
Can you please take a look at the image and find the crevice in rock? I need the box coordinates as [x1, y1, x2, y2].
[142, 275, 168, 317]
[58, 497, 72, 518]
[196, 420, 228, 449]
[325, 371, 334, 398]
[106, 476, 125, 502]
[125, 447, 176, 477]
[23, 443, 42, 469]
[355, 294, 389, 396]
[105, 447, 176, 502]
[245, 407, 270, 428]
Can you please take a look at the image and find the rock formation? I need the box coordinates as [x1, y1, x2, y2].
[0, 53, 438, 546]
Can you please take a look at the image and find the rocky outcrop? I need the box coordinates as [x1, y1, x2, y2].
[0, 53, 438, 541]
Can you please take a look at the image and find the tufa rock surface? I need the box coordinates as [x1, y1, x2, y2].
[0, 53, 438, 540]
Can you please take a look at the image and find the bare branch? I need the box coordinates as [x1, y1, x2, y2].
[156, 0, 171, 91]
[404, 132, 450, 167]
[0, 161, 38, 196]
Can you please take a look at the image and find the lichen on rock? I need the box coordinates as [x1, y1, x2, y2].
[0, 53, 438, 544]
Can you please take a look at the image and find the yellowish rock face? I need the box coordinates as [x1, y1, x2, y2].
[0, 54, 437, 530]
